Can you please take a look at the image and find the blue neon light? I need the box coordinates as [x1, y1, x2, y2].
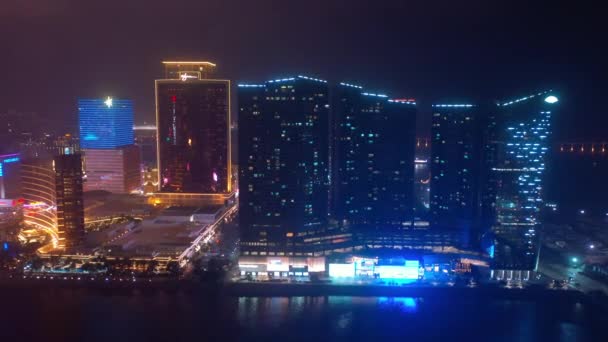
[388, 100, 416, 105]
[297, 75, 327, 83]
[267, 77, 295, 83]
[0, 163, 3, 177]
[1, 157, 19, 163]
[238, 84, 265, 88]
[2, 242, 7, 251]
[362, 92, 388, 98]
[432, 104, 474, 108]
[498, 90, 552, 107]
[339, 82, 363, 89]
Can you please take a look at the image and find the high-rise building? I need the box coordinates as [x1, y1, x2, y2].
[155, 61, 231, 195]
[54, 152, 85, 249]
[414, 138, 431, 216]
[430, 104, 481, 247]
[21, 158, 57, 245]
[79, 97, 140, 193]
[332, 84, 417, 248]
[134, 125, 157, 168]
[79, 98, 134, 149]
[162, 61, 217, 80]
[238, 76, 330, 256]
[82, 146, 141, 193]
[487, 91, 557, 276]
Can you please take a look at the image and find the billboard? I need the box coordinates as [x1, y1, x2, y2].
[267, 258, 290, 272]
[376, 261, 420, 280]
[329, 263, 356, 278]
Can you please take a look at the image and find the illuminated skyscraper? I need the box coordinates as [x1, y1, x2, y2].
[488, 91, 557, 275]
[156, 61, 231, 194]
[238, 76, 330, 256]
[82, 146, 141, 193]
[134, 125, 157, 168]
[79, 97, 140, 193]
[332, 84, 417, 248]
[79, 98, 134, 149]
[54, 152, 85, 249]
[21, 158, 57, 240]
[430, 104, 481, 247]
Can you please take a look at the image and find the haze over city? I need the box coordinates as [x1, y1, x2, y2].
[1, 1, 607, 341]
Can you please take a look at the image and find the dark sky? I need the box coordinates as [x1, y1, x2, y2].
[1, 0, 605, 140]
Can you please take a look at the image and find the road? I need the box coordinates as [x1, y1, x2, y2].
[538, 245, 608, 293]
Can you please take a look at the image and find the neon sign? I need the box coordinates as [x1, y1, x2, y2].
[1, 157, 19, 163]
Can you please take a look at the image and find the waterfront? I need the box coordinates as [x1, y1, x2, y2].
[0, 284, 605, 341]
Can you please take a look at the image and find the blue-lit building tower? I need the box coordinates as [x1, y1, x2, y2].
[430, 104, 481, 248]
[332, 83, 417, 249]
[238, 76, 332, 258]
[488, 91, 558, 279]
[79, 97, 134, 149]
[78, 97, 140, 193]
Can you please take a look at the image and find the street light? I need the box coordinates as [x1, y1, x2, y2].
[589, 244, 595, 249]
[571, 257, 578, 263]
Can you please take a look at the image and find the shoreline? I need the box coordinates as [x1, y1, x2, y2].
[0, 274, 599, 306]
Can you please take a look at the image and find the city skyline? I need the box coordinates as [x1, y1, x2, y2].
[1, 1, 604, 142]
[2, 2, 608, 340]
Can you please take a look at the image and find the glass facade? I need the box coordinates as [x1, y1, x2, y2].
[430, 105, 480, 247]
[489, 92, 556, 270]
[332, 86, 416, 247]
[238, 77, 330, 256]
[78, 98, 134, 149]
[156, 79, 230, 194]
[54, 153, 85, 249]
[21, 158, 57, 235]
[83, 145, 141, 193]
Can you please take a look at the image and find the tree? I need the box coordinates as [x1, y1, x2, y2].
[146, 260, 159, 275]
[166, 261, 181, 277]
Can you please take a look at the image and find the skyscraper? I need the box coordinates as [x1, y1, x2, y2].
[156, 61, 231, 194]
[332, 84, 417, 248]
[238, 76, 330, 257]
[21, 158, 57, 244]
[488, 91, 557, 276]
[79, 97, 141, 193]
[54, 152, 85, 249]
[79, 98, 134, 149]
[82, 146, 141, 193]
[430, 104, 480, 247]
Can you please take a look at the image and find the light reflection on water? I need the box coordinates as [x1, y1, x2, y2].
[377, 297, 419, 313]
[237, 296, 420, 332]
[0, 286, 599, 341]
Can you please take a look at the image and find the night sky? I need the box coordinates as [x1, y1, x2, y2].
[1, 0, 605, 140]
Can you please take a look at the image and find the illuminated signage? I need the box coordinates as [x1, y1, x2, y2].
[2, 157, 19, 163]
[180, 73, 198, 81]
[267, 259, 289, 272]
[376, 261, 420, 280]
[0, 199, 14, 207]
[329, 263, 356, 278]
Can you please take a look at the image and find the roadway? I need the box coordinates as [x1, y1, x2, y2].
[538, 245, 608, 293]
